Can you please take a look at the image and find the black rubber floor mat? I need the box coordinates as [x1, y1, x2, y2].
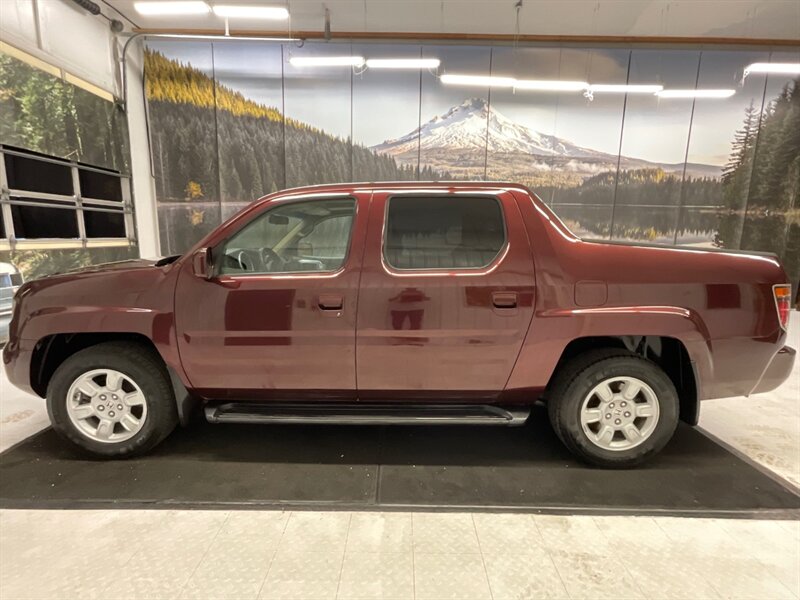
[1, 407, 798, 515]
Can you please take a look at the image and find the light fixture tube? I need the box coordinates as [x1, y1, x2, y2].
[514, 79, 588, 92]
[149, 34, 298, 41]
[134, 1, 210, 15]
[587, 84, 664, 94]
[366, 58, 441, 69]
[657, 89, 736, 98]
[744, 62, 800, 76]
[212, 5, 289, 19]
[289, 56, 366, 67]
[440, 74, 516, 87]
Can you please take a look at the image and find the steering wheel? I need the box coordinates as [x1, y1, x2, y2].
[259, 247, 285, 272]
[235, 249, 259, 271]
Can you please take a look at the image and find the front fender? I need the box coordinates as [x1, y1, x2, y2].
[11, 264, 189, 390]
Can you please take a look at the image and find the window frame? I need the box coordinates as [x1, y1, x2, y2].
[381, 192, 509, 274]
[213, 196, 359, 278]
[0, 146, 134, 251]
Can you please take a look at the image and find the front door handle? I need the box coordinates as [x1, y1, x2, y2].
[492, 292, 517, 309]
[318, 294, 344, 310]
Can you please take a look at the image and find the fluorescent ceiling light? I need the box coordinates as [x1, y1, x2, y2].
[366, 58, 441, 69]
[151, 34, 297, 41]
[134, 1, 210, 15]
[657, 89, 736, 99]
[744, 62, 800, 76]
[440, 74, 515, 88]
[212, 5, 289, 19]
[514, 79, 587, 92]
[587, 84, 663, 94]
[289, 56, 365, 67]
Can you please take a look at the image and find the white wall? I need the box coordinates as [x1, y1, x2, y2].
[125, 39, 160, 258]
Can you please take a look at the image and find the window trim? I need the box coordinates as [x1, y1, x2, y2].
[214, 196, 358, 279]
[380, 192, 509, 274]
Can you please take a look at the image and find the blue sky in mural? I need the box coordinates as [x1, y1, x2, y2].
[147, 41, 797, 168]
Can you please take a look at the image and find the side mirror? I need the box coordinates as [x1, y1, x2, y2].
[192, 247, 212, 280]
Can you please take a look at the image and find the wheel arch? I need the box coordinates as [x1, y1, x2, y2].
[30, 332, 199, 426]
[547, 334, 700, 425]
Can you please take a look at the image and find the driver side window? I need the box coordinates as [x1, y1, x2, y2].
[218, 198, 356, 275]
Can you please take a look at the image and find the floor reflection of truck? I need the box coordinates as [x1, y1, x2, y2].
[0, 263, 23, 344]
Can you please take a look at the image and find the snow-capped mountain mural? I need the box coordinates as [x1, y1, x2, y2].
[372, 97, 599, 157]
[372, 98, 721, 183]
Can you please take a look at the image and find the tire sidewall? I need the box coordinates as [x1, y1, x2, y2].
[558, 356, 679, 467]
[47, 347, 173, 458]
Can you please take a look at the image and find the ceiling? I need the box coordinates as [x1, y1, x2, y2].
[102, 0, 800, 41]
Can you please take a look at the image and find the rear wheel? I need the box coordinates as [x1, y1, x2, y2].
[547, 349, 679, 468]
[47, 342, 178, 458]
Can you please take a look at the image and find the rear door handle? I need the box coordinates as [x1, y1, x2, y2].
[492, 292, 517, 309]
[318, 294, 344, 310]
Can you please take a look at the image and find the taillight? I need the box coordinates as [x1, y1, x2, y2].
[773, 284, 791, 331]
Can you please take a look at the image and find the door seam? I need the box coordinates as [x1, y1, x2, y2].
[352, 191, 373, 398]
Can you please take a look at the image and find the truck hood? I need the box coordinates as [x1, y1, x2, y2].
[60, 258, 162, 275]
[13, 255, 182, 331]
[17, 257, 180, 303]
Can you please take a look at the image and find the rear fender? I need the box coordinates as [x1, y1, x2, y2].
[506, 305, 712, 398]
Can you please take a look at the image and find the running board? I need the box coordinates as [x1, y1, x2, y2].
[204, 402, 530, 426]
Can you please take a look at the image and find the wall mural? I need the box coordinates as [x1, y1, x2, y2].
[0, 53, 129, 173]
[144, 41, 799, 287]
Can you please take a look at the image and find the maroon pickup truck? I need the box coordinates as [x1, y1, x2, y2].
[3, 182, 795, 467]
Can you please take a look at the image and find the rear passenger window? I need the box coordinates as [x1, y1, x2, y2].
[384, 196, 505, 270]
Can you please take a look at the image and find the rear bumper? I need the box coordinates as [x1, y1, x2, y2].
[751, 346, 796, 395]
[2, 337, 37, 396]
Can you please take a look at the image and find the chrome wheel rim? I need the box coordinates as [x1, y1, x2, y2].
[66, 369, 147, 443]
[579, 376, 659, 451]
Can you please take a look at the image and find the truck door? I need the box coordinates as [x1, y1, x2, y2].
[174, 192, 368, 400]
[355, 190, 535, 400]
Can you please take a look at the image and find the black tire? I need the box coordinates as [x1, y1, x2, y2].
[46, 341, 178, 458]
[547, 348, 679, 468]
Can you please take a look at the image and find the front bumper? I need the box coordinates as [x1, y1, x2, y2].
[751, 345, 796, 395]
[2, 337, 37, 397]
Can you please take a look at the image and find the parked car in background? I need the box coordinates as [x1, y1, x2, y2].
[3, 183, 795, 467]
[0, 262, 23, 345]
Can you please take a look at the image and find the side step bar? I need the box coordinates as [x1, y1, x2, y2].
[204, 402, 530, 426]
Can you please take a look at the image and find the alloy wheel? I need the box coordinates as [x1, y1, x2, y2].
[579, 376, 660, 451]
[65, 369, 148, 443]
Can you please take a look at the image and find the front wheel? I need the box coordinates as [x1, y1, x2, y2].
[547, 349, 679, 468]
[47, 342, 178, 458]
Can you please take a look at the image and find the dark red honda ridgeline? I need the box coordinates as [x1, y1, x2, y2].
[3, 182, 795, 467]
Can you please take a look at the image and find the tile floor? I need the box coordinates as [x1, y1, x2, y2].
[0, 318, 798, 599]
[0, 509, 797, 599]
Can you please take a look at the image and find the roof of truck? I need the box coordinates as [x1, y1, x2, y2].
[263, 181, 533, 199]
